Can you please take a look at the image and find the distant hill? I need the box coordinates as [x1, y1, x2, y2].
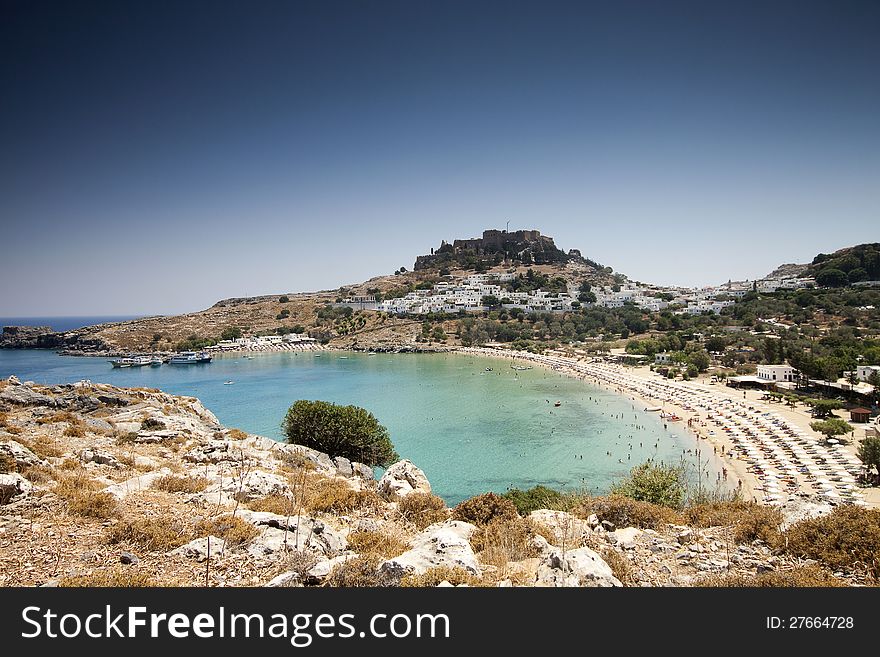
[807, 243, 880, 285]
[762, 243, 880, 287]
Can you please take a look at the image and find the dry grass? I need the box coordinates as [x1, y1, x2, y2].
[452, 492, 519, 526]
[696, 565, 846, 587]
[325, 555, 399, 587]
[306, 477, 384, 515]
[140, 417, 166, 430]
[19, 435, 64, 458]
[58, 458, 81, 470]
[397, 492, 448, 529]
[601, 548, 635, 586]
[248, 494, 295, 516]
[471, 516, 541, 570]
[684, 501, 783, 544]
[107, 516, 192, 550]
[35, 411, 79, 425]
[0, 411, 8, 426]
[152, 474, 210, 494]
[226, 428, 249, 441]
[574, 495, 681, 530]
[779, 506, 880, 580]
[194, 515, 259, 546]
[20, 464, 55, 484]
[276, 450, 316, 473]
[400, 566, 484, 587]
[59, 569, 159, 587]
[347, 530, 409, 559]
[0, 452, 14, 474]
[55, 473, 118, 519]
[63, 424, 86, 437]
[3, 425, 23, 435]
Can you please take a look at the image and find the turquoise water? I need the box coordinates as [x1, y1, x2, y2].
[0, 349, 720, 504]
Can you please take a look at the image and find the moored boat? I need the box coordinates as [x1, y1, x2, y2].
[168, 351, 213, 364]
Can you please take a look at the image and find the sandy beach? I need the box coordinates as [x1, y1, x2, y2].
[459, 346, 876, 509]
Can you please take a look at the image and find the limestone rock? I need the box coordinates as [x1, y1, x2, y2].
[779, 495, 834, 531]
[607, 527, 642, 550]
[0, 384, 55, 407]
[380, 520, 479, 577]
[200, 470, 290, 503]
[0, 440, 47, 468]
[237, 510, 347, 557]
[80, 448, 123, 469]
[171, 536, 225, 561]
[0, 473, 33, 502]
[351, 462, 375, 480]
[333, 456, 353, 478]
[378, 459, 431, 500]
[535, 547, 622, 587]
[529, 509, 591, 548]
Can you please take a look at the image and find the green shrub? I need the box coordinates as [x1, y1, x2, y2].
[281, 400, 398, 467]
[502, 485, 567, 515]
[610, 462, 687, 509]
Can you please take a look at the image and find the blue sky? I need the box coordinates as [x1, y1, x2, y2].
[1, 0, 878, 315]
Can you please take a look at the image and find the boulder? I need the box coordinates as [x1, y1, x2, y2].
[265, 571, 301, 587]
[0, 385, 55, 407]
[0, 440, 47, 468]
[378, 459, 431, 500]
[80, 449, 123, 469]
[380, 520, 479, 577]
[535, 547, 622, 587]
[171, 536, 225, 561]
[237, 510, 347, 557]
[200, 470, 290, 503]
[528, 509, 591, 548]
[0, 472, 33, 503]
[606, 527, 642, 550]
[333, 457, 353, 478]
[779, 495, 834, 531]
[351, 462, 375, 480]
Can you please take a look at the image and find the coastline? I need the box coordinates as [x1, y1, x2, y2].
[457, 346, 875, 509]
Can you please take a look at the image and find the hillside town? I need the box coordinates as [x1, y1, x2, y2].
[360, 271, 819, 317]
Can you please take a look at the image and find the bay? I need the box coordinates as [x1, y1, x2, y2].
[0, 349, 722, 504]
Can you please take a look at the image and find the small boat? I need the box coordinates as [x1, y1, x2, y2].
[554, 401, 561, 407]
[511, 365, 532, 371]
[644, 406, 662, 412]
[485, 367, 493, 372]
[109, 357, 135, 368]
[168, 351, 213, 365]
[150, 357, 163, 367]
[339, 356, 348, 359]
[130, 355, 153, 367]
[223, 380, 235, 385]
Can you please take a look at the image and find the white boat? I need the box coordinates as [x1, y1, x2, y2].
[150, 357, 163, 367]
[168, 351, 213, 364]
[644, 406, 662, 412]
[109, 357, 135, 368]
[223, 380, 234, 385]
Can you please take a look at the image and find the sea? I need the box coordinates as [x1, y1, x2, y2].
[0, 346, 724, 504]
[0, 316, 144, 332]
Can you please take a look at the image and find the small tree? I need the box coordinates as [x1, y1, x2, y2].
[807, 399, 843, 418]
[281, 400, 398, 467]
[220, 326, 242, 341]
[611, 462, 687, 509]
[810, 418, 853, 441]
[857, 436, 880, 482]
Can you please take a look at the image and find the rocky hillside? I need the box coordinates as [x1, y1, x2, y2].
[1, 376, 873, 588]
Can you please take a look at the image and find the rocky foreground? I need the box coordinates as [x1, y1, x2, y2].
[0, 376, 869, 587]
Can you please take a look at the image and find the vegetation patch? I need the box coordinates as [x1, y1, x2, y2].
[400, 566, 484, 587]
[575, 495, 681, 530]
[306, 478, 384, 515]
[55, 474, 118, 519]
[684, 501, 783, 544]
[696, 565, 845, 588]
[780, 506, 880, 580]
[59, 569, 159, 587]
[106, 516, 192, 551]
[325, 555, 399, 587]
[502, 485, 570, 515]
[248, 493, 295, 516]
[452, 492, 519, 526]
[471, 516, 541, 570]
[193, 515, 260, 546]
[397, 492, 448, 529]
[152, 474, 210, 494]
[347, 530, 409, 559]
